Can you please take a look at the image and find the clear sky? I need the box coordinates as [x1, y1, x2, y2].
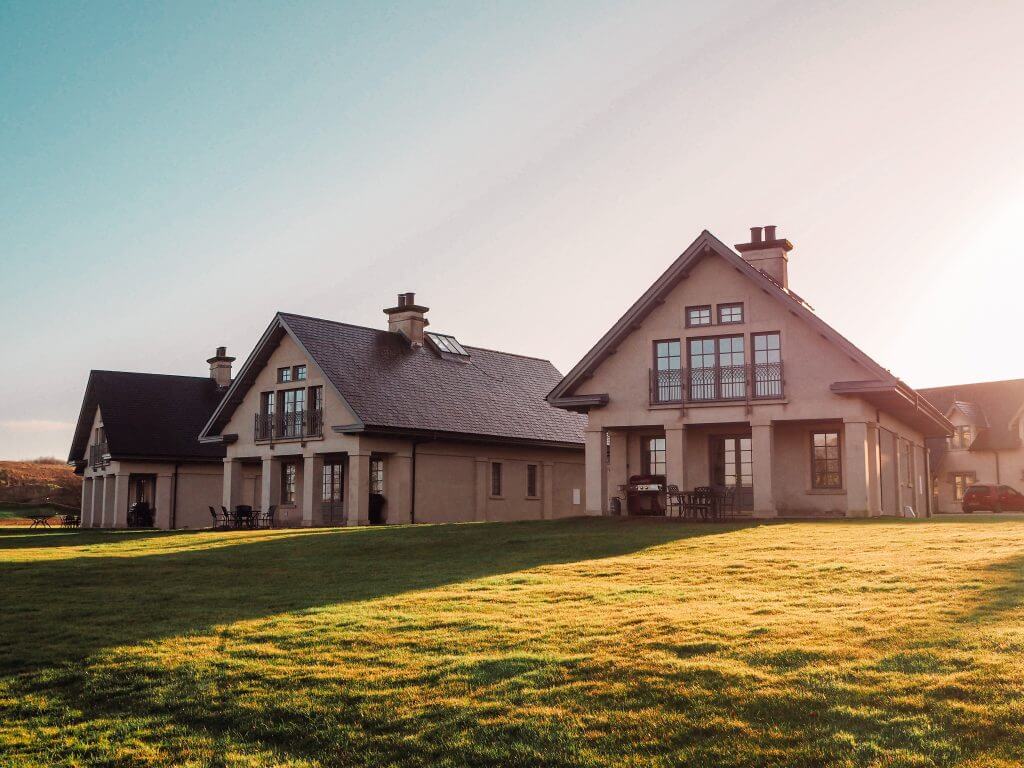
[2, 0, 1022, 460]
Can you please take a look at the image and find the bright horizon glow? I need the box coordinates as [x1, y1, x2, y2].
[2, 1, 1023, 459]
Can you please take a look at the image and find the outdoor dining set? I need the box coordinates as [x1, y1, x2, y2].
[208, 505, 277, 530]
[664, 485, 738, 521]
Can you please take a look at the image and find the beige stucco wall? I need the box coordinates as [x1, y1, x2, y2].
[568, 250, 929, 517]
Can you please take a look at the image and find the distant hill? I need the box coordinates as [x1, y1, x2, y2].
[0, 460, 81, 509]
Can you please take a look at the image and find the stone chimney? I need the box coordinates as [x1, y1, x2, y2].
[383, 292, 429, 347]
[735, 225, 794, 288]
[207, 346, 235, 389]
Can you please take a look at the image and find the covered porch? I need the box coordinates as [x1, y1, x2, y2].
[587, 418, 885, 519]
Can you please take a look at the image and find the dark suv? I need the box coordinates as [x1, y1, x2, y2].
[962, 484, 1024, 513]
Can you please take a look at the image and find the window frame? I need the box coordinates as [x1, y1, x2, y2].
[717, 302, 744, 325]
[277, 366, 293, 384]
[685, 305, 712, 328]
[810, 430, 843, 490]
[948, 425, 973, 450]
[952, 472, 976, 502]
[686, 333, 746, 401]
[901, 440, 914, 489]
[369, 456, 384, 495]
[294, 365, 307, 381]
[652, 338, 682, 403]
[281, 463, 297, 504]
[526, 464, 539, 498]
[490, 462, 503, 498]
[642, 436, 667, 476]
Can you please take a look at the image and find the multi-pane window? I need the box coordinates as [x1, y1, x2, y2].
[527, 464, 539, 497]
[688, 336, 745, 400]
[491, 462, 503, 496]
[811, 431, 842, 489]
[322, 462, 344, 503]
[281, 463, 296, 503]
[258, 392, 276, 440]
[281, 389, 306, 437]
[369, 457, 384, 494]
[295, 365, 307, 381]
[686, 305, 712, 327]
[952, 472, 975, 501]
[644, 437, 667, 476]
[718, 303, 743, 324]
[278, 367, 292, 383]
[948, 425, 973, 450]
[653, 339, 682, 402]
[753, 332, 783, 398]
[901, 441, 913, 488]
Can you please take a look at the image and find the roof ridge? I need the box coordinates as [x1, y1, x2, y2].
[91, 369, 213, 382]
[919, 377, 1024, 392]
[278, 311, 555, 364]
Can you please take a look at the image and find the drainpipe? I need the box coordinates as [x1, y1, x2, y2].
[170, 462, 180, 529]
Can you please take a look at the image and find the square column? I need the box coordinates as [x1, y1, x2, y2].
[80, 478, 92, 527]
[584, 429, 608, 516]
[111, 473, 129, 528]
[90, 477, 102, 527]
[155, 473, 174, 529]
[844, 421, 871, 517]
[387, 453, 413, 525]
[223, 458, 244, 511]
[302, 455, 324, 527]
[607, 431, 628, 511]
[102, 474, 115, 527]
[751, 423, 776, 517]
[261, 457, 281, 517]
[665, 427, 686, 492]
[867, 424, 882, 516]
[346, 452, 369, 526]
[542, 461, 555, 519]
[474, 457, 489, 522]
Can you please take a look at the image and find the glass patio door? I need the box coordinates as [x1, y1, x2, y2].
[712, 436, 753, 510]
[321, 460, 345, 526]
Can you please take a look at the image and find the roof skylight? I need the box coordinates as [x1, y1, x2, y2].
[427, 332, 469, 357]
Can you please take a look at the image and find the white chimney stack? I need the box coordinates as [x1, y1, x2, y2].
[735, 225, 794, 289]
[207, 346, 235, 389]
[383, 292, 429, 347]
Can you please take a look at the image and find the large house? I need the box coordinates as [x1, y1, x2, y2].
[68, 355, 231, 528]
[196, 295, 586, 527]
[548, 227, 953, 518]
[919, 379, 1024, 512]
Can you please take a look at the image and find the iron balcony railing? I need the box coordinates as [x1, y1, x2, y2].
[254, 409, 323, 441]
[650, 362, 784, 405]
[88, 442, 110, 468]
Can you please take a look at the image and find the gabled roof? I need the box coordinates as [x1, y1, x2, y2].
[201, 313, 586, 447]
[920, 379, 1024, 451]
[68, 371, 226, 465]
[546, 230, 951, 437]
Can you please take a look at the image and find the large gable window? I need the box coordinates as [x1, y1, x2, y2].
[652, 339, 682, 403]
[689, 335, 745, 401]
[752, 332, 783, 398]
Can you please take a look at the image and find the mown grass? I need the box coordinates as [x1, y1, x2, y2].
[1, 516, 1022, 767]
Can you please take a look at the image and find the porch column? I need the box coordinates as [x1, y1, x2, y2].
[223, 458, 244, 511]
[101, 474, 115, 527]
[474, 457, 489, 522]
[665, 427, 686, 492]
[608, 430, 628, 511]
[388, 453, 413, 525]
[542, 461, 555, 519]
[844, 421, 871, 517]
[90, 476, 102, 527]
[80, 478, 92, 527]
[155, 473, 174, 529]
[346, 452, 370, 526]
[260, 456, 281, 517]
[751, 423, 776, 517]
[584, 428, 607, 516]
[301, 455, 323, 527]
[111, 473, 129, 528]
[866, 424, 882, 516]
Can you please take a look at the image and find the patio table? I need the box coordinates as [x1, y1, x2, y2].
[28, 514, 53, 529]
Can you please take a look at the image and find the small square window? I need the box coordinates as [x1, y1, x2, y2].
[294, 365, 307, 381]
[278, 367, 292, 383]
[718, 303, 743, 324]
[686, 305, 712, 327]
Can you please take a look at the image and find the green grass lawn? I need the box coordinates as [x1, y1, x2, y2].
[1, 517, 1022, 767]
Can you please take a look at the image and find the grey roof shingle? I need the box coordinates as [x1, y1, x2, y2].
[69, 371, 227, 464]
[280, 313, 586, 445]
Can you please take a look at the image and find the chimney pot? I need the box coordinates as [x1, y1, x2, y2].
[216, 345, 226, 357]
[405, 291, 416, 305]
[764, 225, 777, 241]
[397, 293, 406, 307]
[750, 226, 763, 243]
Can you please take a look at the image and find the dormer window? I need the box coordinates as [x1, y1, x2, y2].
[686, 305, 712, 327]
[278, 367, 292, 383]
[948, 425, 973, 450]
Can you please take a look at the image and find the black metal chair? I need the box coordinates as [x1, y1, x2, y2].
[261, 504, 277, 529]
[665, 484, 683, 517]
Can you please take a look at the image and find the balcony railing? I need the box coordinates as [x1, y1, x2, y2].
[254, 409, 323, 441]
[88, 442, 110, 468]
[650, 362, 784, 405]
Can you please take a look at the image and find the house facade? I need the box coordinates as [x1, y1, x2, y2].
[198, 295, 586, 527]
[68, 355, 231, 529]
[919, 379, 1024, 512]
[548, 227, 952, 518]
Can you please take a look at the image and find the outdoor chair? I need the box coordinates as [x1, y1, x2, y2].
[261, 504, 277, 529]
[665, 484, 683, 517]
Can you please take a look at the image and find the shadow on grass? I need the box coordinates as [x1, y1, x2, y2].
[0, 517, 745, 674]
